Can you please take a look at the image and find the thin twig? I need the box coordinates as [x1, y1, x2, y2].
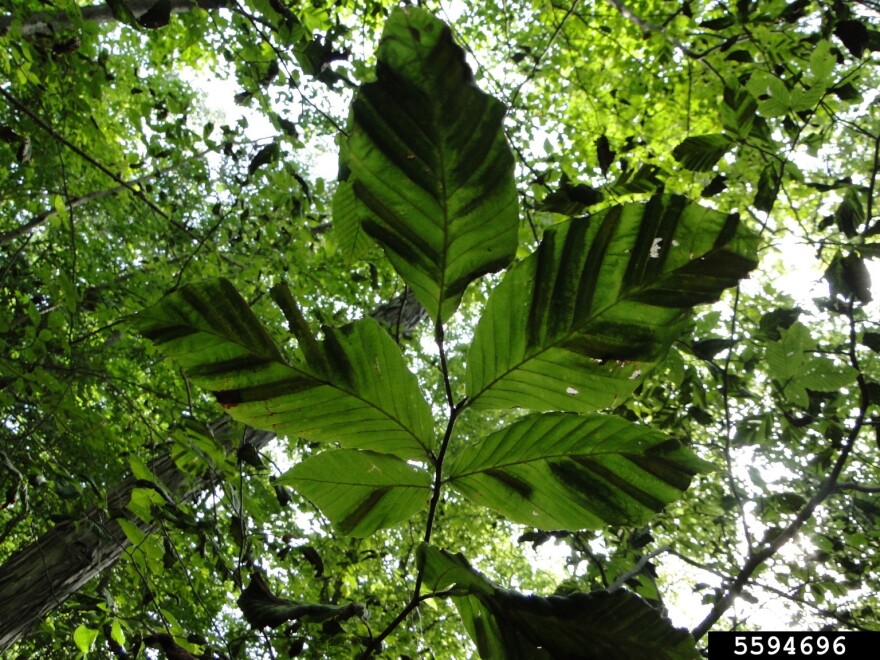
[692, 301, 871, 640]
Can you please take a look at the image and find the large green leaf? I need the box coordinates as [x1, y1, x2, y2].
[336, 7, 519, 323]
[446, 412, 711, 530]
[277, 450, 431, 536]
[418, 544, 699, 660]
[133, 279, 434, 459]
[465, 195, 758, 412]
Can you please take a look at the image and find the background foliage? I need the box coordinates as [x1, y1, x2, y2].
[1, 0, 879, 657]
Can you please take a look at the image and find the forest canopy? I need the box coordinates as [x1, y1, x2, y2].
[1, 0, 879, 658]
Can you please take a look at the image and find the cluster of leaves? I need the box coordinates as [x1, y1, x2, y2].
[134, 8, 757, 656]
[1, 0, 879, 657]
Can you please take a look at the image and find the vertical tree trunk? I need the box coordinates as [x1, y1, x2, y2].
[0, 422, 274, 651]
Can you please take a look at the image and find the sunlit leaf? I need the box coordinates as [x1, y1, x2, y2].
[133, 279, 434, 458]
[673, 134, 735, 172]
[73, 625, 98, 654]
[466, 195, 758, 412]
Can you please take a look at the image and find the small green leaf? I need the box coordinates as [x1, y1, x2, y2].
[110, 620, 126, 647]
[835, 19, 870, 58]
[700, 174, 727, 198]
[596, 134, 615, 174]
[825, 252, 872, 304]
[117, 518, 147, 546]
[835, 188, 865, 238]
[238, 572, 365, 629]
[127, 487, 165, 524]
[138, 0, 172, 29]
[759, 307, 803, 339]
[747, 71, 791, 118]
[540, 178, 603, 214]
[810, 40, 836, 81]
[861, 332, 880, 353]
[277, 449, 431, 536]
[767, 323, 858, 407]
[446, 412, 712, 530]
[105, 0, 142, 29]
[73, 625, 99, 654]
[672, 134, 735, 172]
[247, 141, 280, 177]
[721, 86, 757, 139]
[691, 338, 736, 360]
[128, 454, 158, 483]
[754, 161, 781, 212]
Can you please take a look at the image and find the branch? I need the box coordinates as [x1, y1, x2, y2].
[361, 323, 464, 658]
[692, 302, 871, 640]
[0, 163, 187, 246]
[835, 482, 880, 494]
[1, 0, 229, 37]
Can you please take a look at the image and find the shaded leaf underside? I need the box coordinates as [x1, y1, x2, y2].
[419, 544, 698, 660]
[277, 449, 431, 536]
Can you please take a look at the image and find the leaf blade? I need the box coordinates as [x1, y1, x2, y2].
[418, 544, 699, 660]
[338, 7, 519, 322]
[278, 450, 431, 536]
[465, 195, 758, 412]
[447, 412, 711, 530]
[133, 279, 435, 459]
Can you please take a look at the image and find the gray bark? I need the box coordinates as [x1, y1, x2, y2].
[2, 0, 230, 37]
[0, 419, 274, 651]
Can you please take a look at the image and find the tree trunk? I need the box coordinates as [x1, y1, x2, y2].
[2, 0, 230, 37]
[0, 419, 274, 651]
